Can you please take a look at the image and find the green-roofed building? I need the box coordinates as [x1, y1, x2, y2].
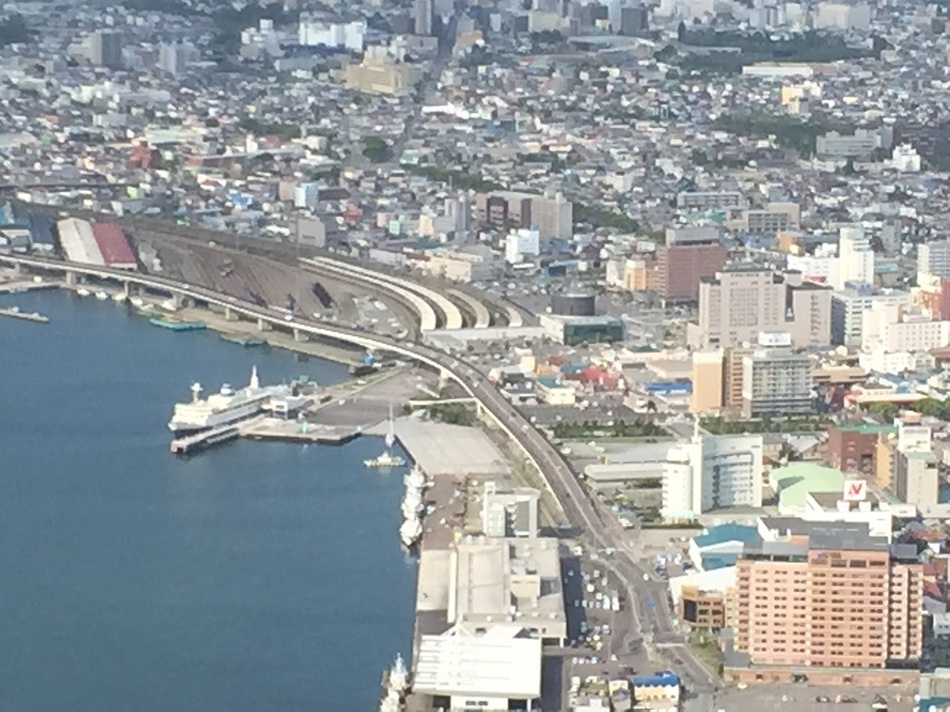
[770, 462, 846, 514]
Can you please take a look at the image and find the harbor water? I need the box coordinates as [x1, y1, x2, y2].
[0, 290, 416, 712]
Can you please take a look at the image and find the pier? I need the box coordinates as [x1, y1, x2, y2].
[0, 306, 49, 323]
[240, 417, 362, 445]
[170, 415, 370, 455]
[170, 421, 243, 454]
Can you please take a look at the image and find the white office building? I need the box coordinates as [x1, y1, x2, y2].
[298, 18, 365, 52]
[861, 303, 950, 354]
[662, 429, 764, 522]
[838, 225, 875, 288]
[505, 227, 540, 264]
[831, 288, 910, 347]
[294, 182, 319, 210]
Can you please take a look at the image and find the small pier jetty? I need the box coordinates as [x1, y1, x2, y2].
[170, 416, 361, 455]
[240, 418, 361, 445]
[0, 306, 49, 323]
[170, 422, 243, 455]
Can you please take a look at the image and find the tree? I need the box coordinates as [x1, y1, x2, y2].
[361, 136, 393, 163]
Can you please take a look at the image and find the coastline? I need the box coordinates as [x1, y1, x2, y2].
[52, 282, 367, 367]
[0, 285, 415, 711]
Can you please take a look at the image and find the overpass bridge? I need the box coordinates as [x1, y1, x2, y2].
[448, 289, 490, 328]
[303, 256, 465, 331]
[300, 258, 439, 333]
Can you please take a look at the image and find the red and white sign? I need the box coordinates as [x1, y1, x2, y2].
[843, 479, 867, 502]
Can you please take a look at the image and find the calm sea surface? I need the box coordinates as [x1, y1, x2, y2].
[0, 290, 415, 712]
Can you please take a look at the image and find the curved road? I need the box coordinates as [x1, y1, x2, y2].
[0, 253, 716, 693]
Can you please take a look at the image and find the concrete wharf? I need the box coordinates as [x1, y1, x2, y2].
[169, 415, 364, 455]
[0, 306, 49, 323]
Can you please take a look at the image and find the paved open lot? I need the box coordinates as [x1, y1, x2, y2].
[387, 418, 511, 476]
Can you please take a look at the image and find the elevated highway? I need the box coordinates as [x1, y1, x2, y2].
[304, 256, 464, 330]
[448, 289, 490, 328]
[0, 252, 717, 693]
[300, 257, 438, 333]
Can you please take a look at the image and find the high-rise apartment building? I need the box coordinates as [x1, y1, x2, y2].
[919, 240, 950, 280]
[687, 266, 831, 349]
[89, 30, 123, 69]
[831, 288, 910, 347]
[689, 350, 724, 414]
[722, 346, 753, 412]
[838, 225, 875, 287]
[741, 339, 813, 417]
[476, 191, 572, 240]
[894, 421, 939, 509]
[735, 522, 922, 669]
[655, 227, 727, 303]
[414, 0, 433, 35]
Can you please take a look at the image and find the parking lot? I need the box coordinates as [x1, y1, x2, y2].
[714, 682, 914, 712]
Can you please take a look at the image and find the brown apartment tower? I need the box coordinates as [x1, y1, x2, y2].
[655, 226, 728, 303]
[735, 523, 922, 669]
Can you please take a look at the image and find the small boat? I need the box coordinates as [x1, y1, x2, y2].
[365, 404, 404, 468]
[95, 291, 109, 301]
[365, 451, 406, 469]
[220, 334, 267, 348]
[399, 518, 422, 548]
[76, 287, 91, 297]
[130, 297, 145, 308]
[149, 317, 207, 331]
[112, 292, 127, 303]
[404, 466, 426, 490]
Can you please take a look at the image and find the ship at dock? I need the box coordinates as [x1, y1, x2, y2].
[399, 465, 429, 548]
[379, 653, 410, 712]
[150, 316, 207, 331]
[167, 366, 302, 436]
[364, 404, 406, 469]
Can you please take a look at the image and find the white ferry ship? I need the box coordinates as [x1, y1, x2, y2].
[167, 366, 290, 435]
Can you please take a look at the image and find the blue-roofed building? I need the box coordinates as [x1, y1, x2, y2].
[688, 523, 759, 571]
[632, 670, 681, 705]
[700, 553, 738, 571]
[27, 212, 56, 252]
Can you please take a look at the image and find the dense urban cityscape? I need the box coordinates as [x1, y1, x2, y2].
[6, 0, 950, 709]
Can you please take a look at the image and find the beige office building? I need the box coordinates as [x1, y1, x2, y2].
[735, 523, 922, 670]
[687, 267, 831, 350]
[895, 449, 939, 509]
[690, 350, 724, 414]
[343, 53, 422, 95]
[722, 346, 753, 411]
